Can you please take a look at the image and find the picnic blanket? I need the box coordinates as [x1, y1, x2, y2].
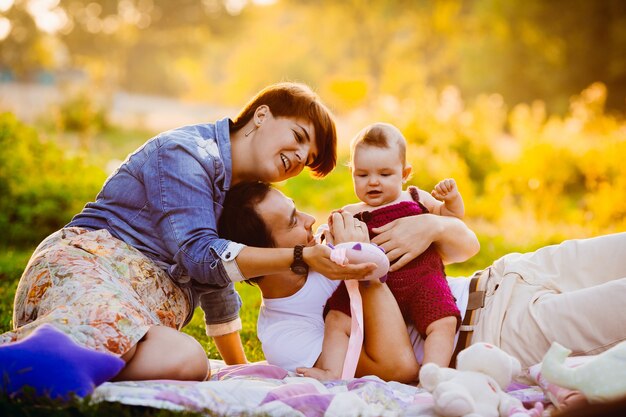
[90, 361, 547, 417]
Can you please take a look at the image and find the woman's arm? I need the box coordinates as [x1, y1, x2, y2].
[145, 139, 374, 284]
[235, 245, 376, 281]
[371, 214, 479, 271]
[237, 208, 378, 279]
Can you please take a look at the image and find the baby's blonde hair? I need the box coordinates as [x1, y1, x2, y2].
[350, 122, 407, 167]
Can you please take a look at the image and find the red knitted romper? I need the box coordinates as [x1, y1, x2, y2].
[325, 186, 461, 337]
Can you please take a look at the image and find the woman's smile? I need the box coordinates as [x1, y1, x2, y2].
[280, 153, 292, 172]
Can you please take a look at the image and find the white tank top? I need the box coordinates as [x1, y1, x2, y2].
[257, 271, 340, 371]
[257, 272, 472, 370]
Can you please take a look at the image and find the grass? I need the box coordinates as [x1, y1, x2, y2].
[0, 248, 32, 334]
[0, 394, 212, 417]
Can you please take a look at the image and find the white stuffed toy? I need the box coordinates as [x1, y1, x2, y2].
[541, 340, 626, 403]
[420, 343, 543, 417]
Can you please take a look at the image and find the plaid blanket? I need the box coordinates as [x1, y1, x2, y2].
[91, 361, 546, 417]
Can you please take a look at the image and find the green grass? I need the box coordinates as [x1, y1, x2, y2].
[0, 248, 32, 333]
[0, 394, 213, 417]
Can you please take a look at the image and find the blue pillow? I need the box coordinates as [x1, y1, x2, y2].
[1, 324, 125, 399]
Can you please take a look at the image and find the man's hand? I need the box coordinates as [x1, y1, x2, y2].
[371, 215, 439, 271]
[372, 214, 479, 269]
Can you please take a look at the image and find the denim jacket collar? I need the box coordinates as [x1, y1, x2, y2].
[216, 117, 233, 192]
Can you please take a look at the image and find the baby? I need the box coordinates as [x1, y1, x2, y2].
[309, 122, 465, 380]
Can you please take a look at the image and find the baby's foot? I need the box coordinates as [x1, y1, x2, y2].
[558, 390, 589, 412]
[295, 366, 341, 381]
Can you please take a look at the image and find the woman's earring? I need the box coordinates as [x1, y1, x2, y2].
[244, 125, 258, 137]
[244, 119, 262, 137]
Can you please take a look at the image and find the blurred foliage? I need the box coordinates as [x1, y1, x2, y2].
[0, 112, 107, 247]
[52, 91, 111, 150]
[281, 82, 626, 247]
[0, 78, 622, 274]
[1, 0, 625, 114]
[57, 91, 109, 134]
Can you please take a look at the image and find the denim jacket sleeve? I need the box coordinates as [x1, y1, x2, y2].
[199, 282, 243, 337]
[141, 133, 243, 289]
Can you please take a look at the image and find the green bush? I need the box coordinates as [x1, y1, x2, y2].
[57, 92, 109, 134]
[0, 113, 106, 247]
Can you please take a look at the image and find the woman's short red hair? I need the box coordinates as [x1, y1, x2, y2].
[231, 82, 337, 178]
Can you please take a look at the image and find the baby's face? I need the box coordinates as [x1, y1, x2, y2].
[351, 145, 406, 207]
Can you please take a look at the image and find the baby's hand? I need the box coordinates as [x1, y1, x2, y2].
[431, 178, 459, 201]
[326, 209, 343, 228]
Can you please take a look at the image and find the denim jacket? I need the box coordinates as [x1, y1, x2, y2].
[67, 118, 245, 336]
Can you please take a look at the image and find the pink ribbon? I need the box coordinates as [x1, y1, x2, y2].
[342, 280, 364, 379]
[329, 247, 364, 380]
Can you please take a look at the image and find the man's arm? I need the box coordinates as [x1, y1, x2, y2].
[213, 331, 248, 365]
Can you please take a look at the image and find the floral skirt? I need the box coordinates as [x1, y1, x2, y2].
[1, 228, 190, 356]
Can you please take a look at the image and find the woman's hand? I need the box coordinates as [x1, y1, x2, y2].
[371, 214, 479, 271]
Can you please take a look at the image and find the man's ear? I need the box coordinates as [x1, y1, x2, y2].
[254, 105, 271, 126]
[402, 164, 412, 183]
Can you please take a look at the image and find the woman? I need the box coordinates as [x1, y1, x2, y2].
[218, 181, 626, 381]
[218, 181, 479, 382]
[0, 82, 375, 381]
